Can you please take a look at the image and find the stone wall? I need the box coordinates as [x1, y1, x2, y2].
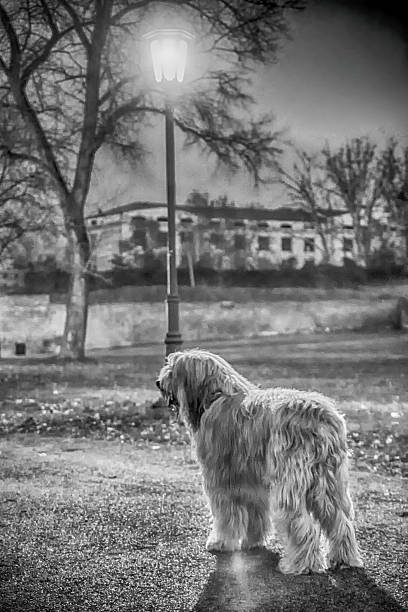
[0, 294, 397, 356]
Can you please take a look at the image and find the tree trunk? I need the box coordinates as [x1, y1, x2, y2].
[187, 249, 195, 287]
[361, 226, 372, 268]
[60, 225, 90, 360]
[317, 224, 331, 264]
[352, 214, 367, 267]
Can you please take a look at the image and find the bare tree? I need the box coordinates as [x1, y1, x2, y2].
[0, 116, 51, 258]
[277, 148, 338, 263]
[379, 140, 408, 263]
[322, 137, 397, 267]
[0, 0, 303, 359]
[396, 148, 408, 263]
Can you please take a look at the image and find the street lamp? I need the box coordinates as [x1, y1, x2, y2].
[144, 29, 193, 356]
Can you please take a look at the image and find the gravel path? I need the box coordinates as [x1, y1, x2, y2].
[0, 438, 407, 612]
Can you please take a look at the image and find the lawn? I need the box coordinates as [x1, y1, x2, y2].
[0, 331, 407, 611]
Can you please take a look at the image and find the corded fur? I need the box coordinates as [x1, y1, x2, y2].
[156, 348, 363, 574]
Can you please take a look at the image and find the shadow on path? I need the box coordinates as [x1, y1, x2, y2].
[192, 549, 404, 612]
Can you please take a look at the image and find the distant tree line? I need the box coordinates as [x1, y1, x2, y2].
[277, 137, 408, 268]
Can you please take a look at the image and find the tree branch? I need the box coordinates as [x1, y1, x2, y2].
[95, 100, 161, 150]
[21, 26, 75, 87]
[59, 0, 91, 53]
[0, 3, 22, 75]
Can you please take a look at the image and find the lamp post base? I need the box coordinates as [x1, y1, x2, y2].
[165, 294, 183, 356]
[164, 331, 183, 356]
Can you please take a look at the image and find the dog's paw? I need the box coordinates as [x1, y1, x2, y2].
[278, 559, 304, 574]
[278, 558, 327, 575]
[206, 536, 240, 553]
[329, 556, 364, 570]
[241, 539, 266, 551]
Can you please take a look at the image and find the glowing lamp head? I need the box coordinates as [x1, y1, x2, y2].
[144, 29, 193, 83]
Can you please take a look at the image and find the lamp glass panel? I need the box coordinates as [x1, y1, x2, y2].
[150, 40, 163, 82]
[176, 41, 188, 82]
[149, 36, 188, 82]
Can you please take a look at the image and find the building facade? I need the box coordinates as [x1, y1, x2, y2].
[85, 200, 406, 273]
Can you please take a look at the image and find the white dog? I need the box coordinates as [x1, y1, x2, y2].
[156, 348, 363, 574]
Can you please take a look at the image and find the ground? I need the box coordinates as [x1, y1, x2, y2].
[0, 331, 407, 611]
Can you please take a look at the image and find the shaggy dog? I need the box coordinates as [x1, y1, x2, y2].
[156, 348, 363, 574]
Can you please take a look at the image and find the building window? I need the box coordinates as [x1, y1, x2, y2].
[91, 219, 97, 226]
[133, 228, 147, 249]
[209, 219, 221, 227]
[119, 240, 132, 253]
[180, 230, 193, 243]
[304, 237, 315, 252]
[234, 234, 246, 250]
[280, 223, 292, 229]
[258, 235, 270, 251]
[234, 220, 245, 228]
[158, 231, 167, 247]
[281, 237, 292, 252]
[258, 222, 269, 229]
[210, 232, 223, 248]
[343, 238, 353, 252]
[133, 215, 147, 224]
[343, 225, 353, 231]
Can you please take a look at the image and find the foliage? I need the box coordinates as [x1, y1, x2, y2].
[23, 259, 70, 293]
[0, 110, 53, 257]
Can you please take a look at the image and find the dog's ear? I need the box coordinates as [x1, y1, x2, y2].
[172, 354, 223, 431]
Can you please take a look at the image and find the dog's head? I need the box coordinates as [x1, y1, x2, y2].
[156, 349, 251, 432]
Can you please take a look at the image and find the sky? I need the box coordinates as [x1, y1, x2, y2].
[90, 0, 408, 212]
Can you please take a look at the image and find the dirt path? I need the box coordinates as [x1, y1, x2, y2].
[0, 437, 407, 612]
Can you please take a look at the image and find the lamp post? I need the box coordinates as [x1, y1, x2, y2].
[144, 29, 193, 356]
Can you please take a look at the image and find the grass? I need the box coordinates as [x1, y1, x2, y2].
[0, 330, 408, 611]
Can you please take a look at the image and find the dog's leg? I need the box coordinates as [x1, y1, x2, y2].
[274, 505, 327, 574]
[324, 508, 363, 570]
[241, 493, 271, 550]
[312, 464, 363, 569]
[205, 492, 248, 552]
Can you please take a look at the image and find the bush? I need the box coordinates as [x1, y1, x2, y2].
[367, 247, 405, 281]
[23, 268, 70, 294]
[13, 255, 407, 296]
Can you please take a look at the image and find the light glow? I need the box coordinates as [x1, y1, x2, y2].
[144, 29, 193, 83]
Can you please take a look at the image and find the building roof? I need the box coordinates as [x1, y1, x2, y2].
[87, 202, 165, 219]
[179, 205, 345, 221]
[86, 201, 347, 222]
